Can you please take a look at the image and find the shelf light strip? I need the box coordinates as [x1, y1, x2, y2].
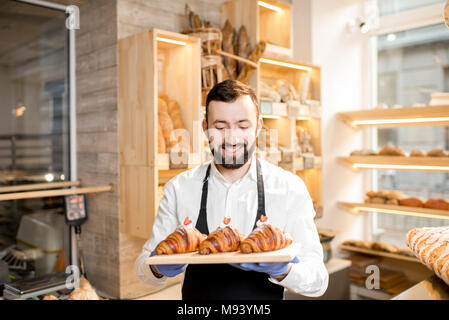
[352, 206, 449, 220]
[156, 37, 187, 46]
[352, 164, 449, 171]
[258, 1, 282, 13]
[259, 58, 312, 71]
[353, 117, 449, 126]
[261, 114, 281, 119]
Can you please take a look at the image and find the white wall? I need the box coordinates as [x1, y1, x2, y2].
[306, 0, 374, 255]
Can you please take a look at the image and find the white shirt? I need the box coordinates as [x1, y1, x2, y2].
[135, 154, 329, 297]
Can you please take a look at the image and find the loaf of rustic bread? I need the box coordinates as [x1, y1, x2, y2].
[406, 226, 449, 285]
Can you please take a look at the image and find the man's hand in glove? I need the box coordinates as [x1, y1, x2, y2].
[230, 257, 299, 281]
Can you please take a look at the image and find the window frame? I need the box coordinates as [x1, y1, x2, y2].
[369, 2, 447, 240]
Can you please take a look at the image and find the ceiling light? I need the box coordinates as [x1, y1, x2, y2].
[387, 33, 396, 41]
[45, 173, 55, 182]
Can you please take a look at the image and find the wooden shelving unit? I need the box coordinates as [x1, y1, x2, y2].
[338, 156, 449, 172]
[221, 0, 293, 61]
[338, 201, 449, 220]
[118, 29, 203, 239]
[337, 105, 449, 129]
[221, 2, 323, 217]
[258, 59, 323, 215]
[339, 244, 419, 263]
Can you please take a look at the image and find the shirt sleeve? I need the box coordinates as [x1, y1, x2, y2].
[269, 177, 329, 297]
[134, 180, 181, 287]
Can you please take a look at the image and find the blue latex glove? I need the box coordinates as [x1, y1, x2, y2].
[150, 250, 187, 278]
[230, 257, 299, 277]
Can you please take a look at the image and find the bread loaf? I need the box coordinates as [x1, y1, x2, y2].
[427, 149, 449, 157]
[167, 100, 184, 130]
[236, 25, 251, 75]
[406, 226, 449, 285]
[399, 197, 425, 208]
[423, 198, 449, 211]
[386, 198, 399, 205]
[379, 144, 406, 156]
[237, 41, 266, 84]
[387, 190, 407, 200]
[158, 98, 176, 151]
[222, 20, 237, 80]
[409, 149, 426, 157]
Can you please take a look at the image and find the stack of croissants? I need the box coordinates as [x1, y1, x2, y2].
[155, 216, 292, 255]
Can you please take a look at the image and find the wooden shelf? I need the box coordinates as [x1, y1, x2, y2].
[338, 156, 449, 172]
[0, 181, 80, 193]
[337, 105, 449, 129]
[0, 185, 112, 201]
[339, 244, 420, 263]
[338, 201, 449, 220]
[260, 102, 321, 119]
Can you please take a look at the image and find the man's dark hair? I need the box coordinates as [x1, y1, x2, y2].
[205, 80, 259, 123]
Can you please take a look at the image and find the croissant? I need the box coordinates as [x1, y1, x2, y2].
[198, 226, 244, 255]
[240, 224, 292, 253]
[406, 226, 449, 285]
[156, 226, 206, 255]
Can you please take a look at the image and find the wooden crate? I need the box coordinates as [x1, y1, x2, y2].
[118, 29, 202, 238]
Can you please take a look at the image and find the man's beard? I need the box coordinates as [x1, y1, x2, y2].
[210, 140, 256, 169]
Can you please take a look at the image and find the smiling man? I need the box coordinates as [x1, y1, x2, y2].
[135, 80, 328, 300]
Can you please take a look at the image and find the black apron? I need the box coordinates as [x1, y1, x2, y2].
[182, 159, 284, 300]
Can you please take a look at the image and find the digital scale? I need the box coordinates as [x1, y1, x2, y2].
[64, 194, 88, 231]
[2, 194, 88, 300]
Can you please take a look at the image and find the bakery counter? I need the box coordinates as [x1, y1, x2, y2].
[285, 258, 351, 300]
[392, 275, 449, 300]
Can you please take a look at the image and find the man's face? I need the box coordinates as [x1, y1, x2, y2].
[203, 95, 263, 169]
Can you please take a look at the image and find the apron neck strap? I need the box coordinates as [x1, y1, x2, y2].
[196, 158, 266, 234]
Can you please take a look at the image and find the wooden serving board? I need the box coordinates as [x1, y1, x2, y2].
[145, 243, 300, 265]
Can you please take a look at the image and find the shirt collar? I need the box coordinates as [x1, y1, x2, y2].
[210, 153, 258, 184]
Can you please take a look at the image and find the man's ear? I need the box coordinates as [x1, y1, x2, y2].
[202, 118, 207, 133]
[256, 117, 263, 137]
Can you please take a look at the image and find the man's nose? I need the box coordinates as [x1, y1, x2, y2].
[224, 129, 244, 144]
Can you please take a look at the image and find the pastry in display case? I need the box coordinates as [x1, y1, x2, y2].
[341, 240, 415, 257]
[378, 144, 406, 156]
[409, 149, 427, 157]
[427, 148, 449, 157]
